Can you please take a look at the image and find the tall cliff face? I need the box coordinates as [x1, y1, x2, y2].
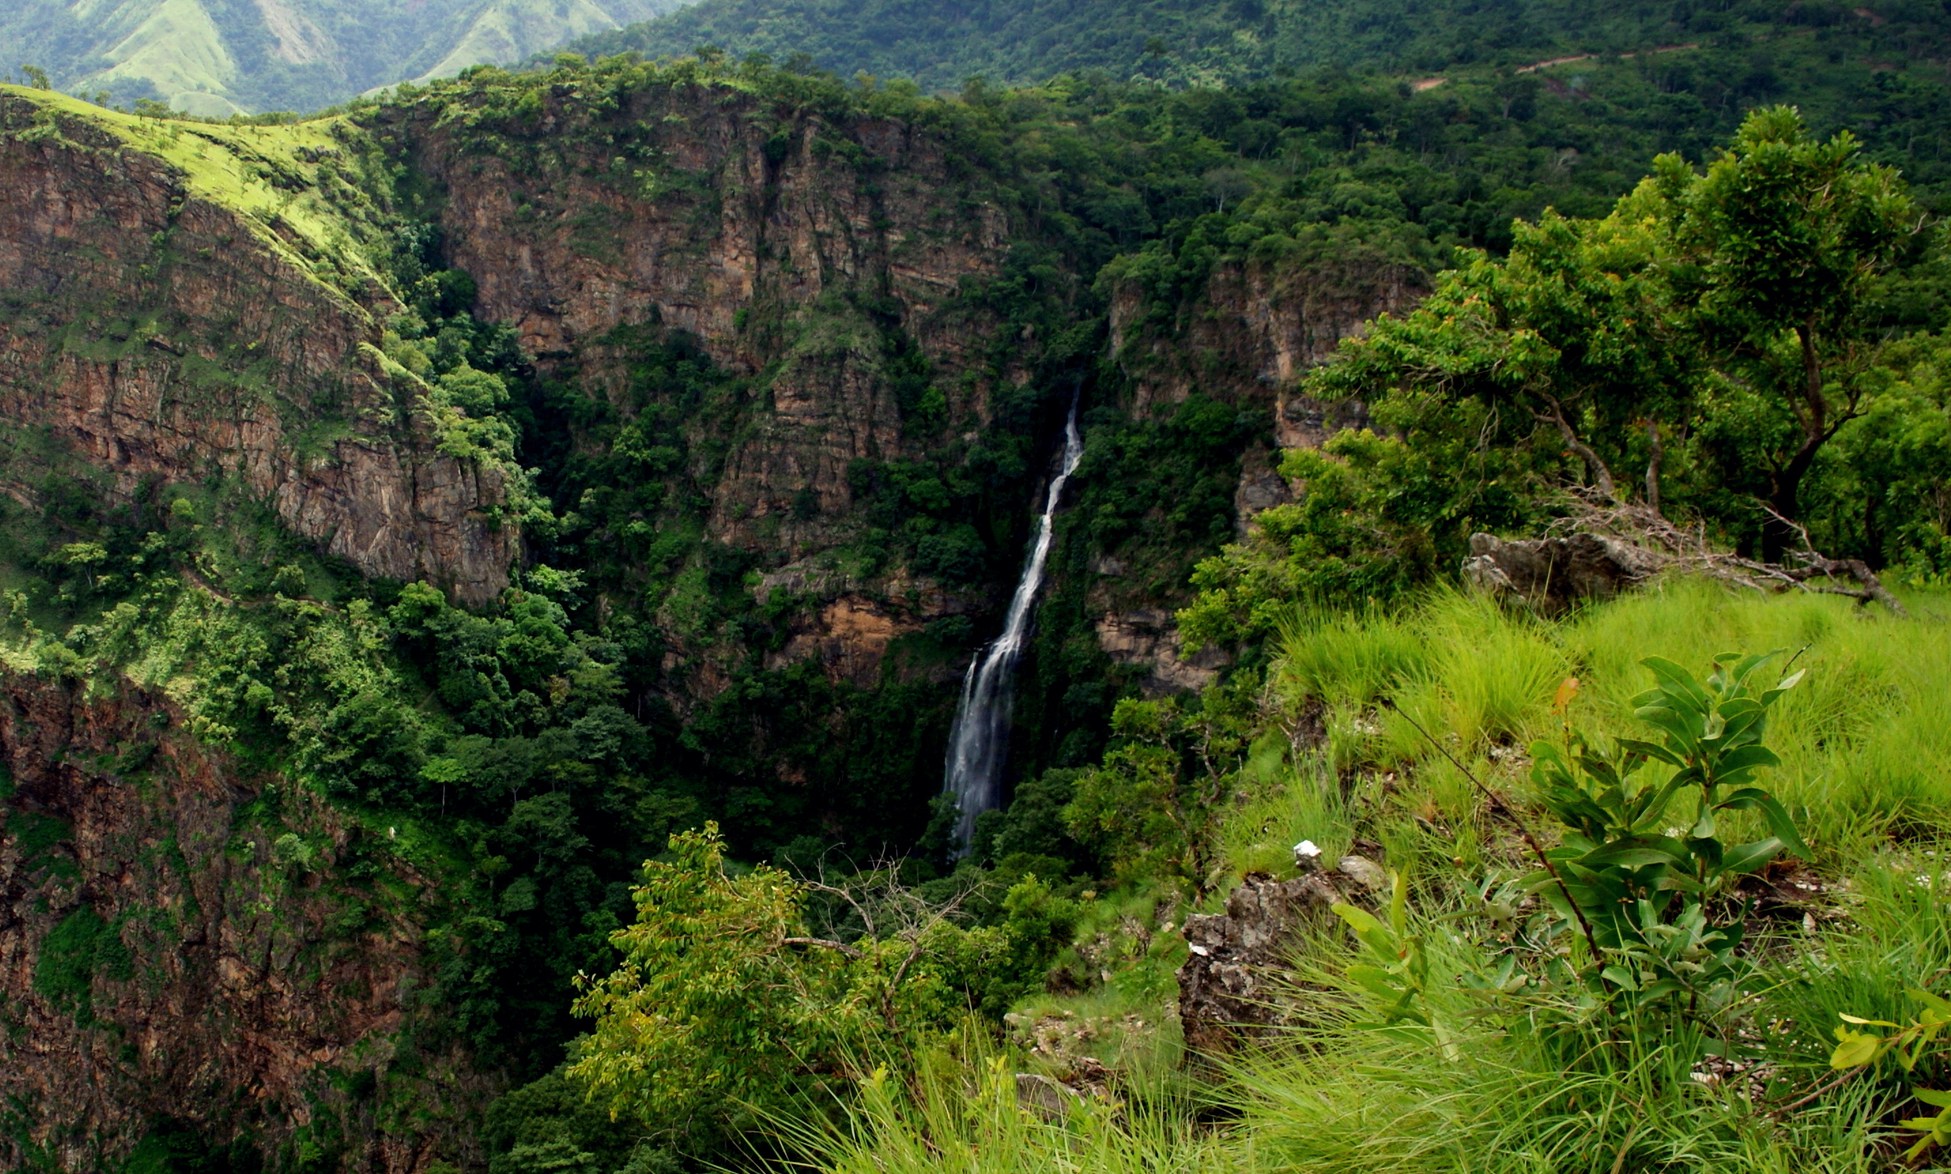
[382, 79, 1017, 565]
[0, 91, 518, 604]
[1108, 256, 1425, 441]
[1074, 256, 1424, 691]
[354, 76, 1056, 702]
[0, 673, 470, 1171]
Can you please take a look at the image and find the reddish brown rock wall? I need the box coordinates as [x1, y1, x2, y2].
[0, 675, 473, 1170]
[0, 97, 515, 604]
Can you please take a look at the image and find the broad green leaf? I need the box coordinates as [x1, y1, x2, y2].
[1642, 656, 1712, 708]
[1346, 964, 1404, 1000]
[1720, 836, 1784, 875]
[1830, 1029, 1883, 1069]
[1332, 903, 1385, 937]
[1582, 843, 1686, 870]
[1712, 743, 1781, 778]
[1691, 808, 1717, 840]
[1618, 737, 1685, 767]
[1731, 791, 1813, 857]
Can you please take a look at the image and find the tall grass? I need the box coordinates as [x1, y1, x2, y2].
[784, 1027, 1254, 1174]
[816, 582, 1951, 1174]
[1267, 581, 1951, 859]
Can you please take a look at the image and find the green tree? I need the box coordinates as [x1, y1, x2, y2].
[569, 825, 1076, 1143]
[569, 825, 837, 1136]
[1653, 107, 1918, 559]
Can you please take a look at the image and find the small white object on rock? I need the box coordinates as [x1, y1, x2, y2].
[1293, 840, 1323, 869]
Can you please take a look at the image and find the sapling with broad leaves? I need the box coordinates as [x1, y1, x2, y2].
[1329, 653, 1812, 1059]
[1526, 652, 1810, 1019]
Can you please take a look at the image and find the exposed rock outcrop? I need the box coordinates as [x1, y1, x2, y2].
[1462, 530, 1666, 614]
[1090, 255, 1421, 680]
[1108, 258, 1424, 420]
[0, 96, 516, 603]
[0, 674, 473, 1170]
[1095, 609, 1227, 696]
[767, 595, 924, 687]
[1178, 868, 1352, 1056]
[388, 87, 1018, 567]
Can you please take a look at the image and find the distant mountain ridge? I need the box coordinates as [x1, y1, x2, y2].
[4, 0, 690, 115]
[562, 0, 1937, 91]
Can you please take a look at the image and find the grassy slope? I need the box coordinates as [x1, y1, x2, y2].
[3, 0, 690, 114]
[0, 84, 391, 304]
[417, 0, 690, 83]
[90, 0, 241, 117]
[820, 582, 1951, 1171]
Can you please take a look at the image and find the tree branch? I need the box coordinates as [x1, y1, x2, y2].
[1535, 393, 1617, 500]
[783, 936, 861, 959]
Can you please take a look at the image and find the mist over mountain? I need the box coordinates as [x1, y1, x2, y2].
[3, 0, 688, 115]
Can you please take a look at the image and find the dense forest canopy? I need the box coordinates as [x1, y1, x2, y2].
[568, 0, 1951, 93]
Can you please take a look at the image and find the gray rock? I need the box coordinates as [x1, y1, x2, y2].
[1177, 870, 1352, 1057]
[1014, 1073, 1080, 1121]
[1462, 531, 1665, 615]
[1336, 854, 1390, 892]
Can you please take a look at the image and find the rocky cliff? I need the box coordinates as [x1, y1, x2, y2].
[381, 77, 1017, 564]
[0, 90, 517, 604]
[1082, 255, 1424, 688]
[1108, 255, 1424, 440]
[0, 672, 470, 1171]
[0, 68, 1441, 1169]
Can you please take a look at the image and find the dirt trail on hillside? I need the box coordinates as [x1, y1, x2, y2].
[1515, 42, 1700, 73]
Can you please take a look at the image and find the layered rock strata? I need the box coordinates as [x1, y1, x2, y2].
[0, 96, 515, 603]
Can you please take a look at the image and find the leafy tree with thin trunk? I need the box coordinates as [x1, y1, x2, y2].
[1653, 107, 1918, 560]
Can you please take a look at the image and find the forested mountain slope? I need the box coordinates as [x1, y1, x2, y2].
[567, 0, 1951, 93]
[0, 5, 1946, 1167]
[1, 0, 688, 115]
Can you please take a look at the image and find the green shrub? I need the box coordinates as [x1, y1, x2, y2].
[33, 907, 123, 1021]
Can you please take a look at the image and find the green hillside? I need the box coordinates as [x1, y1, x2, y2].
[566, 0, 1951, 92]
[1, 0, 1950, 1166]
[3, 0, 689, 114]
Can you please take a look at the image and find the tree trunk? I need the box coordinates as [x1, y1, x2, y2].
[1764, 321, 1831, 563]
[1764, 430, 1825, 563]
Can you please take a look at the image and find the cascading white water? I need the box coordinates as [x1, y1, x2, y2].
[943, 395, 1085, 853]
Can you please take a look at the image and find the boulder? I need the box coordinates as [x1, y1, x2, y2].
[1177, 869, 1352, 1056]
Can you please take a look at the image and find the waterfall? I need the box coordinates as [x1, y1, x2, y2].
[943, 395, 1085, 853]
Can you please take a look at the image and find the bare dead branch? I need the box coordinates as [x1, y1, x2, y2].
[1494, 494, 1907, 616]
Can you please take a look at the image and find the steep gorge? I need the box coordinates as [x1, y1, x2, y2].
[0, 67, 1417, 1168]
